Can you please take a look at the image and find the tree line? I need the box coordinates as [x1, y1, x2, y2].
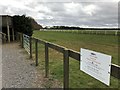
[13, 15, 33, 36]
[44, 26, 119, 30]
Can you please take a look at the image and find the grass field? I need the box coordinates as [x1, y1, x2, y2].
[31, 30, 119, 88]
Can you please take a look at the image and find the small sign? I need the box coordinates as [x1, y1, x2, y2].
[80, 48, 111, 86]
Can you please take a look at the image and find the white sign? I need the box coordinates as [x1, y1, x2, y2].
[80, 48, 112, 86]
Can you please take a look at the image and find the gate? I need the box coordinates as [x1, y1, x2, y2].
[23, 34, 30, 54]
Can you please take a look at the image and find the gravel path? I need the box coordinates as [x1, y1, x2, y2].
[2, 42, 43, 88]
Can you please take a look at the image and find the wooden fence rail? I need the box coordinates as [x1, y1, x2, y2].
[18, 33, 120, 89]
[45, 30, 120, 36]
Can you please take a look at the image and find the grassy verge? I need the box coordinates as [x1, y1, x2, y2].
[31, 30, 119, 88]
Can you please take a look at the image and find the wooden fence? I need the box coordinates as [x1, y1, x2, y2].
[45, 30, 120, 36]
[19, 33, 120, 89]
[0, 32, 6, 43]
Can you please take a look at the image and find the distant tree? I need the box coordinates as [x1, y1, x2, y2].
[44, 26, 48, 29]
[13, 15, 33, 36]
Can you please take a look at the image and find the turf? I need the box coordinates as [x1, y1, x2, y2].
[31, 30, 119, 88]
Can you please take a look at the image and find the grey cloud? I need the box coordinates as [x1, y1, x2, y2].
[0, 1, 118, 28]
[36, 2, 118, 27]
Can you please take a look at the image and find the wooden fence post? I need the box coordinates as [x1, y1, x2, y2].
[35, 39, 38, 66]
[17, 32, 18, 41]
[115, 30, 118, 36]
[21, 33, 24, 48]
[45, 43, 49, 78]
[105, 30, 107, 35]
[63, 49, 69, 89]
[30, 37, 32, 58]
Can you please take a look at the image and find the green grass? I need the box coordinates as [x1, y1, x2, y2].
[33, 31, 118, 65]
[31, 30, 119, 88]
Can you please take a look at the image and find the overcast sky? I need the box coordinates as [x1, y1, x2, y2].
[0, 0, 119, 28]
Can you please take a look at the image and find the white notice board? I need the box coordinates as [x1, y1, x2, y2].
[80, 48, 112, 86]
